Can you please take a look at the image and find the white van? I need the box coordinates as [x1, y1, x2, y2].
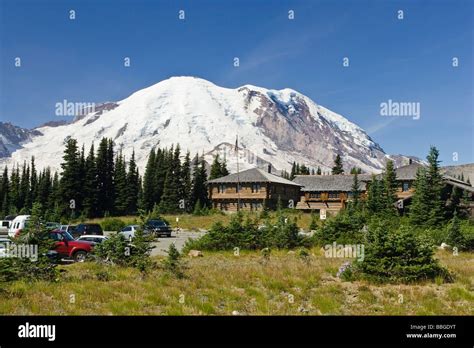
[8, 215, 31, 238]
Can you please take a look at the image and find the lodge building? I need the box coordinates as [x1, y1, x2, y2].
[207, 166, 301, 211]
[293, 174, 372, 214]
[208, 162, 474, 215]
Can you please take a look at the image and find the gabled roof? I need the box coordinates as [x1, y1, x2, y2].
[208, 168, 302, 186]
[293, 174, 372, 192]
[375, 162, 425, 181]
[394, 163, 425, 180]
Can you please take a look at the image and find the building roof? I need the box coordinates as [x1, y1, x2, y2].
[375, 162, 425, 181]
[207, 168, 302, 187]
[442, 175, 474, 193]
[293, 174, 372, 192]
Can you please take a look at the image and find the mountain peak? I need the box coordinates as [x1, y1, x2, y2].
[0, 77, 413, 175]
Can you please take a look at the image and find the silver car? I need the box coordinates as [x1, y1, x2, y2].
[119, 225, 142, 240]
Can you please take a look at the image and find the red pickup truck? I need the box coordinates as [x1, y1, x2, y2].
[49, 230, 93, 262]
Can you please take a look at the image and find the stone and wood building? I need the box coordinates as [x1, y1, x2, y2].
[208, 162, 474, 215]
[293, 174, 372, 214]
[207, 166, 301, 211]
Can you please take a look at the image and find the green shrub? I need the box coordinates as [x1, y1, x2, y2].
[184, 210, 306, 252]
[314, 209, 366, 245]
[446, 213, 467, 251]
[309, 212, 319, 231]
[422, 227, 448, 247]
[261, 213, 301, 249]
[161, 243, 187, 278]
[93, 230, 155, 274]
[460, 219, 474, 251]
[346, 221, 453, 283]
[100, 217, 126, 232]
[0, 203, 60, 282]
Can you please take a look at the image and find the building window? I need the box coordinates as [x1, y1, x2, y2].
[309, 192, 321, 199]
[252, 183, 260, 193]
[328, 192, 339, 199]
[218, 184, 226, 193]
[402, 182, 410, 192]
[236, 184, 242, 192]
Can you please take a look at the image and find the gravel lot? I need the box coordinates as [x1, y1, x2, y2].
[104, 229, 206, 257]
[150, 229, 206, 256]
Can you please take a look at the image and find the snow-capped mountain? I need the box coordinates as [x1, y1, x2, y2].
[0, 76, 414, 174]
[0, 122, 43, 158]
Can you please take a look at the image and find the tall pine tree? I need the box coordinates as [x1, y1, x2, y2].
[332, 154, 344, 175]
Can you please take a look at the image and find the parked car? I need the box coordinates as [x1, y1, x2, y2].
[0, 220, 10, 236]
[59, 224, 77, 233]
[119, 225, 143, 240]
[76, 235, 108, 245]
[144, 219, 172, 237]
[70, 223, 103, 238]
[48, 230, 93, 262]
[8, 215, 31, 238]
[44, 222, 61, 231]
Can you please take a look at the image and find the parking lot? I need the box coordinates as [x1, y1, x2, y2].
[104, 229, 206, 257]
[150, 229, 206, 256]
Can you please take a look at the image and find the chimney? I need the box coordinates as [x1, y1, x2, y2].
[267, 164, 272, 173]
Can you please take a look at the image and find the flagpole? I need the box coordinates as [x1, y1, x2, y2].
[236, 134, 241, 212]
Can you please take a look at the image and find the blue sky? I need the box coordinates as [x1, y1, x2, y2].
[0, 0, 472, 165]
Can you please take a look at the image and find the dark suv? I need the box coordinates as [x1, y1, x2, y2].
[144, 219, 172, 237]
[71, 223, 103, 238]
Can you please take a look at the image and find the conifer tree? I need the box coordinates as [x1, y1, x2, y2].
[36, 167, 52, 217]
[0, 167, 9, 216]
[350, 172, 361, 208]
[382, 160, 398, 212]
[142, 148, 156, 211]
[410, 167, 431, 226]
[410, 147, 444, 227]
[114, 153, 128, 215]
[426, 146, 444, 226]
[332, 154, 344, 175]
[60, 138, 81, 217]
[290, 162, 296, 180]
[82, 144, 98, 217]
[367, 175, 383, 214]
[180, 151, 192, 212]
[154, 147, 168, 205]
[209, 154, 223, 180]
[96, 138, 115, 216]
[220, 158, 229, 177]
[50, 171, 61, 216]
[29, 157, 38, 205]
[126, 150, 140, 215]
[159, 167, 180, 213]
[19, 162, 30, 211]
[190, 154, 209, 210]
[445, 211, 466, 250]
[9, 166, 20, 213]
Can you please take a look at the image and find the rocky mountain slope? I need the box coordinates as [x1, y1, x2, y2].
[0, 76, 416, 174]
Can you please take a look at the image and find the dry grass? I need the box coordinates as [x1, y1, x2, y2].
[0, 249, 472, 315]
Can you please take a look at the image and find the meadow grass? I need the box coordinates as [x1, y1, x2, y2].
[0, 249, 472, 315]
[84, 211, 317, 231]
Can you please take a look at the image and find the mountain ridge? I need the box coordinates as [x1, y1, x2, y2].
[1, 76, 418, 174]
